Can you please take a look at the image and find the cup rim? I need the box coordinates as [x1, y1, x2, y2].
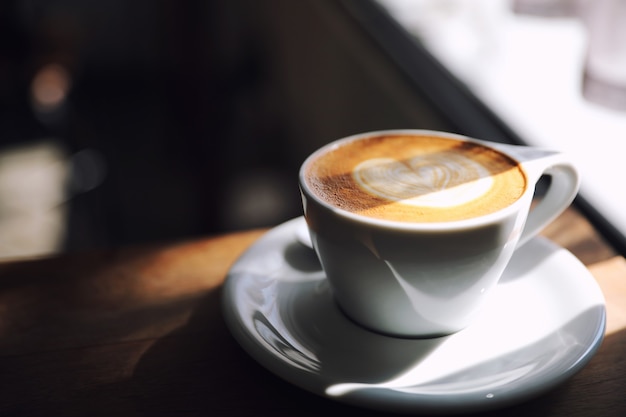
[298, 129, 531, 231]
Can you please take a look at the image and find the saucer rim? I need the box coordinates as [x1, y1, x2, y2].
[222, 217, 606, 414]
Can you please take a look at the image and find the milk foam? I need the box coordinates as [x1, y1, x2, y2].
[352, 153, 494, 208]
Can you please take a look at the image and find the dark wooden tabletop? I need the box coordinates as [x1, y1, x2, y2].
[0, 207, 625, 417]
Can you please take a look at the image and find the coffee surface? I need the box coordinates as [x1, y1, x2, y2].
[303, 134, 527, 222]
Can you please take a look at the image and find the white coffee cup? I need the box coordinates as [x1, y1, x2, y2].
[299, 130, 579, 337]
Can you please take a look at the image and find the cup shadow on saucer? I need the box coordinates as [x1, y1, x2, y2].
[280, 240, 446, 383]
[284, 241, 322, 272]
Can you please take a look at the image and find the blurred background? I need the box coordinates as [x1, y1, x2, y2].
[1, 0, 625, 259]
[0, 0, 453, 259]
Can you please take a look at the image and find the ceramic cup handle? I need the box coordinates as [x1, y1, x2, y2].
[520, 158, 579, 247]
[488, 142, 581, 248]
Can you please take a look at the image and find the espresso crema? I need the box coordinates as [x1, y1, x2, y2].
[303, 134, 527, 222]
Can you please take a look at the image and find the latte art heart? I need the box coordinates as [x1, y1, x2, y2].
[353, 153, 494, 208]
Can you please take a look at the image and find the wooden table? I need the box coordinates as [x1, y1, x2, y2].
[0, 208, 625, 416]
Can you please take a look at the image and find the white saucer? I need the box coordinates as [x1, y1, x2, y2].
[222, 217, 606, 414]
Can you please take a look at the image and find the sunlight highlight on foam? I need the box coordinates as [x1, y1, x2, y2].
[353, 155, 493, 208]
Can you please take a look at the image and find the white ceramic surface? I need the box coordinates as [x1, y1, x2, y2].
[299, 130, 580, 337]
[222, 217, 606, 415]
